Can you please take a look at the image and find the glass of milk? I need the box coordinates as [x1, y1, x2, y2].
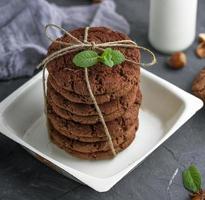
[148, 0, 198, 54]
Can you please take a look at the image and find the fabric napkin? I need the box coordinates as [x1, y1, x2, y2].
[0, 0, 129, 80]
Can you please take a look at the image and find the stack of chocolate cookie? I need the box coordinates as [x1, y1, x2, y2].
[46, 27, 141, 160]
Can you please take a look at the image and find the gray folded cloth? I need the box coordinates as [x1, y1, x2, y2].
[0, 0, 129, 80]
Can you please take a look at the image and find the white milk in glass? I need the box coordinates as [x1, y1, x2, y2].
[149, 0, 198, 54]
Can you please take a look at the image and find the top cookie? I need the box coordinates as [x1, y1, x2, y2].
[47, 27, 140, 96]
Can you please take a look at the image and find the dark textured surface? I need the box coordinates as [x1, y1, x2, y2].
[0, 0, 205, 199]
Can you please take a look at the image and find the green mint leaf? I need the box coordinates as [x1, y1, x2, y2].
[182, 165, 202, 193]
[73, 50, 99, 68]
[110, 49, 125, 65]
[100, 48, 125, 67]
[102, 48, 112, 56]
[73, 48, 125, 68]
[103, 59, 114, 67]
[100, 48, 114, 67]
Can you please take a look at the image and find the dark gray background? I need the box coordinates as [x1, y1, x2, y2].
[0, 0, 205, 199]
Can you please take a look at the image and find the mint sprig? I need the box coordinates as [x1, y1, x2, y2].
[72, 50, 99, 68]
[182, 165, 202, 193]
[100, 48, 114, 67]
[72, 48, 125, 68]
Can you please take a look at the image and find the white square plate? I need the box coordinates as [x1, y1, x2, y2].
[0, 69, 203, 192]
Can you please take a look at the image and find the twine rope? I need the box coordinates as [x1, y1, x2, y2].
[38, 24, 157, 157]
[37, 24, 156, 69]
[83, 27, 116, 156]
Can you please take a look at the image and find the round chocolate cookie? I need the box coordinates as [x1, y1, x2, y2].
[47, 88, 140, 125]
[49, 124, 136, 153]
[47, 81, 141, 116]
[47, 103, 140, 139]
[49, 119, 138, 142]
[47, 27, 140, 96]
[192, 67, 205, 101]
[48, 75, 137, 105]
[48, 100, 132, 124]
[50, 125, 137, 160]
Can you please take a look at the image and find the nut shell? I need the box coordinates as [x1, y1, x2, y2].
[198, 33, 205, 43]
[196, 42, 205, 58]
[168, 52, 187, 69]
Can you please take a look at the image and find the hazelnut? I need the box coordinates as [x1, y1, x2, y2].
[168, 52, 187, 69]
[196, 42, 205, 58]
[198, 33, 205, 43]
